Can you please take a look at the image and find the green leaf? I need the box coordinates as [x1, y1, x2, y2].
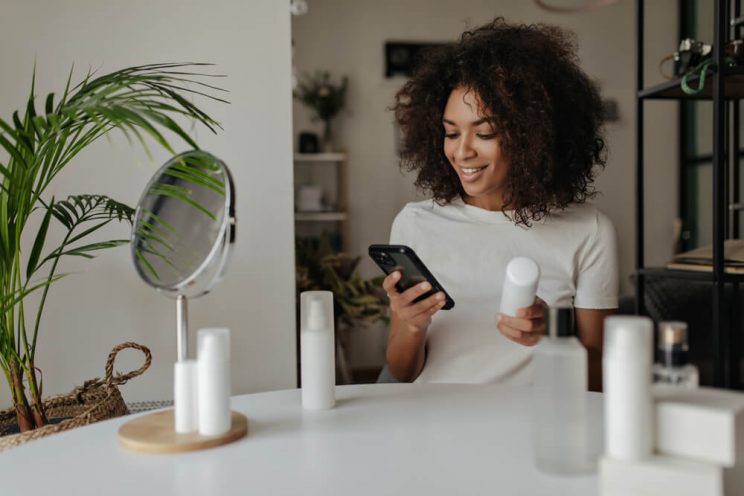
[45, 93, 55, 115]
[27, 198, 54, 278]
[162, 167, 225, 196]
[135, 248, 160, 280]
[12, 110, 24, 132]
[147, 182, 217, 220]
[0, 133, 28, 169]
[50, 201, 73, 228]
[1, 274, 66, 314]
[0, 117, 34, 157]
[52, 240, 129, 260]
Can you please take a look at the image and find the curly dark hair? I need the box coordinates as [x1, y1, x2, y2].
[393, 18, 607, 226]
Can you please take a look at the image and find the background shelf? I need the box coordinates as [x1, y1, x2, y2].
[294, 152, 347, 162]
[639, 267, 744, 282]
[639, 67, 744, 100]
[295, 211, 348, 222]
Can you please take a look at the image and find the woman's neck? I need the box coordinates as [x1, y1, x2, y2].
[462, 193, 510, 212]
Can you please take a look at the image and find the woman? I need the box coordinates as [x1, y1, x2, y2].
[383, 19, 618, 390]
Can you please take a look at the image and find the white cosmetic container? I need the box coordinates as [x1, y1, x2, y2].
[603, 315, 654, 461]
[532, 306, 589, 474]
[599, 455, 723, 496]
[654, 385, 744, 467]
[300, 291, 335, 410]
[499, 257, 540, 317]
[174, 359, 198, 433]
[197, 328, 231, 436]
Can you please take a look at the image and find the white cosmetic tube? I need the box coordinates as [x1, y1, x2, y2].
[174, 360, 199, 433]
[301, 291, 335, 410]
[197, 328, 231, 436]
[500, 257, 540, 317]
[603, 316, 654, 461]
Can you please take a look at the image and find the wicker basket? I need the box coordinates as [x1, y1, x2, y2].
[0, 342, 151, 450]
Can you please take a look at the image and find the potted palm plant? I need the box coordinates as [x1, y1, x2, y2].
[0, 63, 224, 433]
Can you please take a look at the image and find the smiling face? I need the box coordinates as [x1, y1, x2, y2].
[442, 86, 510, 211]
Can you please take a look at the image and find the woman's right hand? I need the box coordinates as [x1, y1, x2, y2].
[382, 271, 447, 334]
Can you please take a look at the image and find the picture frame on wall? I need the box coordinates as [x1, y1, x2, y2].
[384, 41, 445, 78]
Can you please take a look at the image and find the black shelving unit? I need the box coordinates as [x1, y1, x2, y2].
[636, 0, 742, 389]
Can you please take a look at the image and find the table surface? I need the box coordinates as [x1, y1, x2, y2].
[1, 383, 602, 496]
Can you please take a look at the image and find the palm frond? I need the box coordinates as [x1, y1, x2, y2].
[37, 194, 133, 268]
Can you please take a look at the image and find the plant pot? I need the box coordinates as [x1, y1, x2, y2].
[0, 342, 151, 450]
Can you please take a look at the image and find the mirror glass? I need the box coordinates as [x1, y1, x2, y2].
[131, 150, 235, 298]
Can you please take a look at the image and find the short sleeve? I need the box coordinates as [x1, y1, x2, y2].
[389, 204, 417, 249]
[573, 210, 619, 309]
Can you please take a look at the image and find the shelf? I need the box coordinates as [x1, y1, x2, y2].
[294, 211, 348, 222]
[293, 153, 347, 162]
[639, 67, 744, 100]
[636, 1, 743, 389]
[638, 267, 744, 283]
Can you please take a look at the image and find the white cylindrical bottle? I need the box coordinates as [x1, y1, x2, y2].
[301, 291, 335, 410]
[532, 306, 589, 474]
[174, 359, 199, 433]
[197, 328, 231, 436]
[603, 315, 654, 461]
[500, 257, 540, 317]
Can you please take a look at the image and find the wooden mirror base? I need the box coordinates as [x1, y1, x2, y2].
[118, 409, 248, 453]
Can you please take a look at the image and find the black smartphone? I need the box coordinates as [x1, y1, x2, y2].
[368, 244, 455, 310]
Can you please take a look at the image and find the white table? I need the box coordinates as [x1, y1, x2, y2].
[1, 383, 601, 495]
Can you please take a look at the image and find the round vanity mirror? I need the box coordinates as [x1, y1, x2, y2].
[131, 150, 236, 360]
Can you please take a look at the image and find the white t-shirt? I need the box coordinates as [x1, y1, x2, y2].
[389, 197, 619, 384]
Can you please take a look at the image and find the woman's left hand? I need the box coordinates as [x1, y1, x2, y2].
[496, 297, 547, 347]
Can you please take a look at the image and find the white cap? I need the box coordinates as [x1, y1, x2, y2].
[300, 290, 334, 335]
[603, 316, 653, 360]
[505, 257, 540, 287]
[197, 327, 230, 362]
[308, 298, 328, 331]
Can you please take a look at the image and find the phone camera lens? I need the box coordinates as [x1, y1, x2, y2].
[375, 252, 392, 264]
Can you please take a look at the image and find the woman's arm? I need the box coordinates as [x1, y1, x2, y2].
[575, 307, 616, 392]
[386, 311, 427, 382]
[383, 271, 446, 382]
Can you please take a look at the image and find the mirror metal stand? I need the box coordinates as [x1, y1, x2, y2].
[177, 295, 188, 362]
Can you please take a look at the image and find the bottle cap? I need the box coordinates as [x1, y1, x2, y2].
[300, 290, 334, 335]
[658, 321, 688, 349]
[307, 298, 328, 331]
[657, 321, 689, 367]
[604, 316, 653, 361]
[197, 328, 230, 362]
[547, 306, 575, 338]
[505, 257, 540, 287]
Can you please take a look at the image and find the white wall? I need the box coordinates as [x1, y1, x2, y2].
[0, 0, 296, 409]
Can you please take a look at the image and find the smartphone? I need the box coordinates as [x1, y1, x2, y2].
[368, 244, 455, 310]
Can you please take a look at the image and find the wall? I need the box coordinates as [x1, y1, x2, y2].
[0, 0, 296, 409]
[292, 0, 681, 368]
